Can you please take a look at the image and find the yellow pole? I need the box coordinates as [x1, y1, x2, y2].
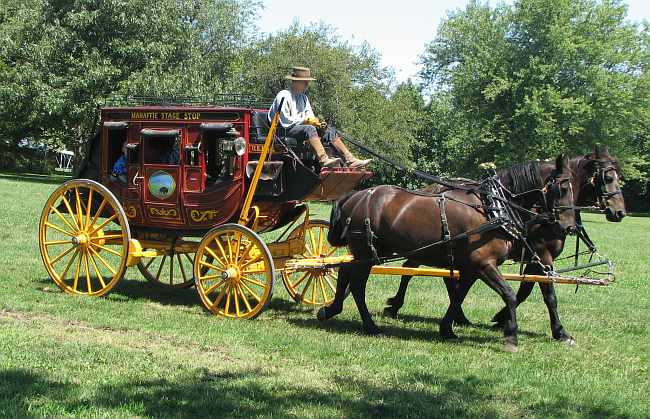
[239, 100, 283, 225]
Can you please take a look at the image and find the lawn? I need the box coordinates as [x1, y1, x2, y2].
[0, 173, 648, 418]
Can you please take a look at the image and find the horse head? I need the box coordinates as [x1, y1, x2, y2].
[573, 145, 626, 221]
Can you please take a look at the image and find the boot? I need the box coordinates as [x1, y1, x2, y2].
[308, 137, 341, 168]
[332, 138, 372, 169]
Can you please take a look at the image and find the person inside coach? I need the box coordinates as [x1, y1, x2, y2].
[268, 66, 372, 169]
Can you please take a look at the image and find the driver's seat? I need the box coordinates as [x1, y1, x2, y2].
[251, 110, 302, 148]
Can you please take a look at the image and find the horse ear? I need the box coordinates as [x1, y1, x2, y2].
[555, 153, 568, 171]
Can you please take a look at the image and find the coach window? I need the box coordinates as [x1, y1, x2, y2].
[142, 129, 180, 165]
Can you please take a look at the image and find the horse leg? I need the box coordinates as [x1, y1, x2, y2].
[348, 263, 381, 335]
[317, 265, 352, 322]
[491, 267, 536, 326]
[383, 260, 418, 318]
[444, 277, 472, 326]
[539, 282, 576, 345]
[478, 263, 519, 352]
[439, 271, 476, 339]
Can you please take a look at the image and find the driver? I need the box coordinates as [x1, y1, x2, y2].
[268, 66, 371, 169]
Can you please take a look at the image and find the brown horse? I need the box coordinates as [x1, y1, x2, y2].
[383, 146, 625, 343]
[318, 155, 576, 351]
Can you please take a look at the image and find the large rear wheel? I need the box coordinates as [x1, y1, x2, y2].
[194, 224, 274, 319]
[38, 179, 130, 296]
[281, 219, 348, 306]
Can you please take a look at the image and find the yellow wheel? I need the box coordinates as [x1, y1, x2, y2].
[194, 224, 274, 319]
[137, 241, 197, 289]
[281, 219, 348, 306]
[39, 179, 130, 296]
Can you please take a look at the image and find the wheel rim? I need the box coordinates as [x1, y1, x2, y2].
[39, 180, 129, 296]
[281, 220, 346, 306]
[138, 244, 196, 288]
[194, 225, 274, 319]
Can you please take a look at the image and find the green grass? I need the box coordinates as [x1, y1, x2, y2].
[0, 174, 649, 418]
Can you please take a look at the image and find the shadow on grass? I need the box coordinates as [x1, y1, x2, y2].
[0, 367, 629, 418]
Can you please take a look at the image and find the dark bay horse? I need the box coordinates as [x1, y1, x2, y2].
[383, 147, 625, 343]
[318, 155, 576, 351]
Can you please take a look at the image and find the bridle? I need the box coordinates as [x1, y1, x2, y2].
[579, 158, 623, 209]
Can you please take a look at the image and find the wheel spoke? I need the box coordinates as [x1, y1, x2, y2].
[233, 284, 241, 317]
[88, 246, 117, 275]
[144, 257, 155, 270]
[237, 241, 254, 264]
[177, 254, 188, 282]
[300, 275, 313, 300]
[199, 259, 225, 273]
[204, 246, 227, 269]
[324, 274, 337, 293]
[237, 283, 253, 313]
[239, 254, 263, 270]
[224, 286, 232, 314]
[85, 188, 93, 230]
[61, 193, 81, 231]
[83, 251, 92, 294]
[88, 214, 117, 236]
[240, 281, 261, 303]
[45, 221, 76, 237]
[241, 275, 266, 288]
[233, 231, 242, 263]
[203, 278, 228, 296]
[50, 206, 78, 234]
[210, 283, 229, 309]
[169, 252, 174, 285]
[49, 245, 76, 265]
[72, 250, 82, 291]
[291, 272, 310, 289]
[308, 229, 317, 256]
[88, 198, 107, 228]
[213, 237, 229, 266]
[317, 227, 325, 254]
[226, 234, 234, 263]
[155, 255, 167, 281]
[88, 251, 107, 289]
[59, 248, 80, 282]
[44, 240, 71, 246]
[89, 242, 121, 256]
[319, 276, 328, 303]
[74, 187, 84, 230]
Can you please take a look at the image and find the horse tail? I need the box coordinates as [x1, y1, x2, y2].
[328, 191, 357, 247]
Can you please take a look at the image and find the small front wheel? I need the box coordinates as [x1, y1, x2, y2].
[194, 224, 275, 319]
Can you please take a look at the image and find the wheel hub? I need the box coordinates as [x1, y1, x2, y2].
[221, 267, 240, 282]
[71, 233, 89, 248]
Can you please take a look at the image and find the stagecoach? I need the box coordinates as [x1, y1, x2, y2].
[38, 95, 371, 318]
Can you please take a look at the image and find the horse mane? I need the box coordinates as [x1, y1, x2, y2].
[499, 161, 544, 195]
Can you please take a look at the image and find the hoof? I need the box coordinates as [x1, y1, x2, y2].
[555, 334, 577, 346]
[363, 324, 382, 336]
[455, 315, 472, 326]
[491, 310, 508, 324]
[439, 328, 458, 340]
[504, 336, 518, 352]
[382, 306, 399, 318]
[504, 342, 519, 353]
[490, 321, 505, 331]
[316, 307, 328, 322]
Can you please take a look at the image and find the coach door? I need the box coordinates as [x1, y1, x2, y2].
[140, 128, 184, 225]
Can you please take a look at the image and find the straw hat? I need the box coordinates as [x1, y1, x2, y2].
[285, 66, 316, 81]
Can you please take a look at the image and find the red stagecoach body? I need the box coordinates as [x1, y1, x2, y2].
[84, 102, 372, 236]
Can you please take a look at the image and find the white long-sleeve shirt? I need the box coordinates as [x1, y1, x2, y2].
[268, 89, 315, 129]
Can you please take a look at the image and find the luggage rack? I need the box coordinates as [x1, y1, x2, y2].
[103, 94, 273, 109]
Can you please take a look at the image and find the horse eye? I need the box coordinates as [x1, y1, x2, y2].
[605, 176, 614, 183]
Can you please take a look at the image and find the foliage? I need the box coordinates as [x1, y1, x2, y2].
[419, 0, 650, 187]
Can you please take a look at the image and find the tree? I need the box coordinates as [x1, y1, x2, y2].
[419, 0, 650, 185]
